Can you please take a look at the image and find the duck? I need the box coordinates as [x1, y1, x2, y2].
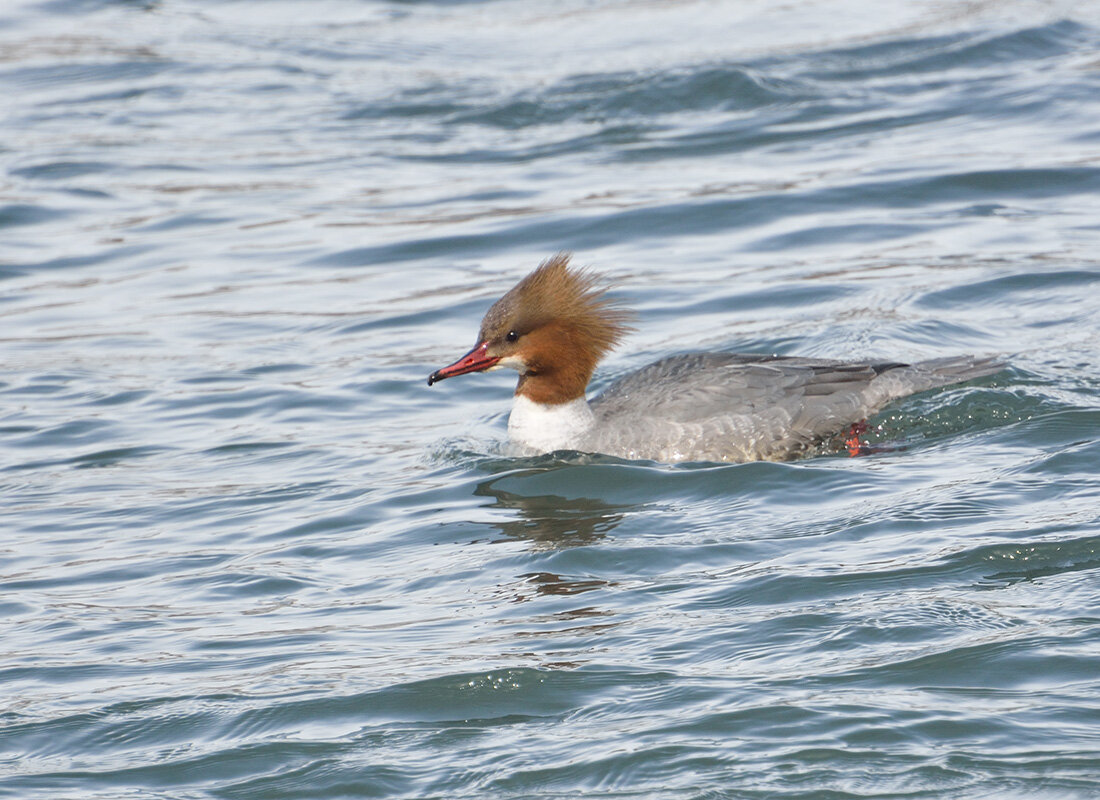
[428, 253, 1002, 463]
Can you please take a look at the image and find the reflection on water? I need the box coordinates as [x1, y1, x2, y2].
[474, 472, 625, 548]
[517, 572, 610, 597]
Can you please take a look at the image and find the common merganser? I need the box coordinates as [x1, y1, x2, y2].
[428, 253, 1002, 463]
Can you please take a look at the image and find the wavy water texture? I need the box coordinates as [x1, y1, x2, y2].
[1, 0, 1099, 798]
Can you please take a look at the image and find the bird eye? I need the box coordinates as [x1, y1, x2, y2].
[505, 330, 519, 343]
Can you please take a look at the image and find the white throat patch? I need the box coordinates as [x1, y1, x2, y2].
[507, 395, 595, 454]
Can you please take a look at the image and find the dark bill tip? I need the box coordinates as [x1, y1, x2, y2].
[427, 342, 501, 387]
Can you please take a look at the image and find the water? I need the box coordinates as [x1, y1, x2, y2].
[2, 0, 1099, 797]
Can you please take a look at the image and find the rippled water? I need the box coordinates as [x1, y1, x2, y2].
[3, 0, 1100, 797]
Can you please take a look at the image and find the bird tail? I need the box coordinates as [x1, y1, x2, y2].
[872, 355, 1005, 403]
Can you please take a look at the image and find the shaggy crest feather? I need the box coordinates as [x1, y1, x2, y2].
[479, 252, 633, 363]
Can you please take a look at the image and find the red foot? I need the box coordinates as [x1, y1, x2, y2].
[845, 420, 869, 457]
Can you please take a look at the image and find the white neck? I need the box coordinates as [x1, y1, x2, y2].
[507, 395, 595, 454]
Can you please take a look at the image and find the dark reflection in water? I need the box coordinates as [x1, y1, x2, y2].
[517, 571, 610, 597]
[475, 473, 623, 617]
[474, 472, 626, 548]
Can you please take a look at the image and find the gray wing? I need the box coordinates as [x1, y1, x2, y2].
[588, 353, 1001, 462]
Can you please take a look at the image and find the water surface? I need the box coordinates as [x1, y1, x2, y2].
[2, 0, 1099, 797]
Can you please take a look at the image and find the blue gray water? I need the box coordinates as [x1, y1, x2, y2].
[2, 1, 1099, 797]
